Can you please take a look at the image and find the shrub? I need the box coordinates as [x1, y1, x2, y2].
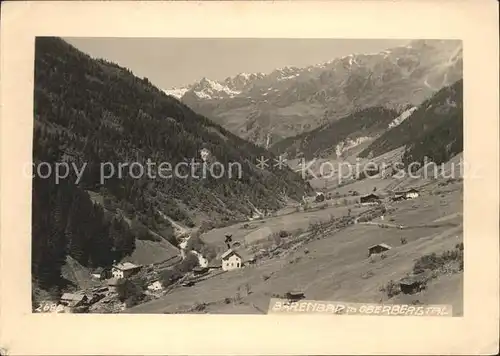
[413, 252, 440, 274]
[160, 268, 182, 287]
[116, 279, 144, 303]
[176, 252, 199, 273]
[278, 230, 290, 238]
[413, 246, 464, 275]
[271, 233, 282, 245]
[380, 280, 400, 298]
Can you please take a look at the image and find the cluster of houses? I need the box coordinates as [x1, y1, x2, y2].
[359, 188, 420, 206]
[55, 234, 259, 312]
[189, 248, 257, 277]
[391, 188, 420, 201]
[56, 262, 144, 311]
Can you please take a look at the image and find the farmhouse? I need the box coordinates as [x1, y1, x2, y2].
[221, 249, 242, 271]
[405, 188, 420, 199]
[107, 278, 121, 293]
[285, 290, 305, 301]
[392, 193, 406, 202]
[207, 259, 222, 271]
[60, 293, 88, 307]
[392, 188, 420, 201]
[399, 275, 426, 294]
[368, 243, 392, 256]
[112, 262, 141, 279]
[193, 266, 210, 276]
[315, 192, 325, 203]
[91, 267, 104, 279]
[360, 193, 381, 205]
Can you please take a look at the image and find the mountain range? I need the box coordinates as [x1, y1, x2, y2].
[165, 39, 463, 147]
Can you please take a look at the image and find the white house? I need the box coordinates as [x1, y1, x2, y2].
[405, 188, 419, 199]
[221, 249, 242, 271]
[147, 281, 163, 292]
[112, 262, 141, 279]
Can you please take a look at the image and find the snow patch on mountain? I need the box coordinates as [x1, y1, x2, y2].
[278, 73, 300, 81]
[335, 136, 372, 158]
[164, 87, 190, 99]
[388, 107, 418, 129]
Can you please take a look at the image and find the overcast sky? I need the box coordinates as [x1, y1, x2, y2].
[64, 38, 410, 89]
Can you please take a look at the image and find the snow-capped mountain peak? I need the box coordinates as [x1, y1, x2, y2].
[163, 87, 190, 99]
[188, 77, 242, 99]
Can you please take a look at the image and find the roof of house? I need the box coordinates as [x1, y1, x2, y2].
[394, 188, 419, 194]
[221, 249, 241, 260]
[361, 194, 380, 200]
[368, 243, 392, 250]
[399, 275, 426, 285]
[113, 262, 141, 271]
[61, 293, 86, 302]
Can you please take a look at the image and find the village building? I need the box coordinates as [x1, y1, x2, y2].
[207, 259, 222, 271]
[368, 243, 392, 257]
[84, 291, 104, 305]
[245, 255, 257, 265]
[285, 290, 305, 301]
[111, 262, 141, 279]
[91, 267, 104, 279]
[399, 275, 426, 294]
[405, 188, 420, 199]
[392, 188, 420, 201]
[107, 278, 121, 293]
[221, 249, 242, 271]
[60, 293, 88, 308]
[392, 193, 406, 202]
[360, 193, 381, 205]
[315, 192, 325, 203]
[147, 280, 163, 292]
[193, 266, 210, 276]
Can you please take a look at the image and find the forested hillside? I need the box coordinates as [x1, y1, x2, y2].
[271, 107, 399, 160]
[359, 79, 463, 164]
[32, 37, 311, 291]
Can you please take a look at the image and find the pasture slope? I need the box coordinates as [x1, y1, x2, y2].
[128, 177, 463, 315]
